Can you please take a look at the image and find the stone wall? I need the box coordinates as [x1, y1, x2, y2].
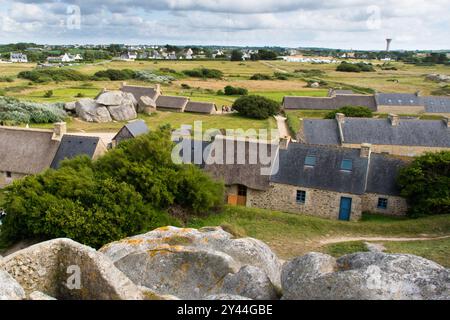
[0, 171, 26, 189]
[361, 193, 408, 216]
[377, 105, 425, 114]
[246, 183, 362, 221]
[343, 143, 449, 157]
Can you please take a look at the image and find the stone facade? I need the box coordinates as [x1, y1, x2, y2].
[343, 143, 449, 157]
[0, 171, 26, 189]
[361, 193, 408, 216]
[246, 183, 362, 221]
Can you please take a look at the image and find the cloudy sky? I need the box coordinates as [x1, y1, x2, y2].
[0, 0, 449, 50]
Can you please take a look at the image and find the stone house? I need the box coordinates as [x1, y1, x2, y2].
[178, 137, 408, 220]
[185, 101, 217, 114]
[156, 96, 189, 112]
[0, 123, 106, 188]
[120, 83, 161, 102]
[300, 114, 450, 157]
[111, 120, 149, 147]
[282, 94, 378, 111]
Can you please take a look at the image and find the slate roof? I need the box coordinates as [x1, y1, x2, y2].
[0, 127, 60, 175]
[366, 154, 406, 196]
[376, 93, 422, 106]
[121, 84, 160, 101]
[185, 101, 217, 114]
[124, 120, 149, 137]
[422, 96, 450, 113]
[156, 96, 189, 110]
[302, 118, 450, 148]
[340, 118, 450, 147]
[283, 95, 377, 111]
[50, 135, 102, 169]
[174, 138, 213, 168]
[271, 143, 369, 195]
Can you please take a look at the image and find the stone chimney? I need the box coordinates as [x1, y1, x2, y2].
[415, 91, 421, 97]
[444, 116, 450, 128]
[279, 137, 291, 150]
[335, 113, 345, 124]
[53, 122, 67, 141]
[360, 143, 372, 158]
[121, 82, 127, 88]
[388, 114, 399, 126]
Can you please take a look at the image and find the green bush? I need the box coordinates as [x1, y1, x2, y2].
[224, 85, 248, 96]
[397, 151, 450, 217]
[93, 69, 136, 81]
[0, 96, 66, 124]
[44, 90, 53, 98]
[233, 95, 280, 119]
[18, 69, 89, 83]
[325, 106, 374, 119]
[0, 129, 224, 248]
[182, 68, 223, 79]
[250, 73, 272, 80]
[336, 62, 375, 73]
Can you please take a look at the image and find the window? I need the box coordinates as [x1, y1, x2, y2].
[6, 171, 12, 178]
[378, 198, 388, 210]
[304, 155, 316, 167]
[341, 159, 353, 171]
[296, 190, 306, 204]
[238, 185, 247, 197]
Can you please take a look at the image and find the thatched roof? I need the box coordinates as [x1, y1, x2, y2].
[185, 101, 217, 114]
[156, 96, 189, 110]
[203, 137, 278, 191]
[0, 127, 60, 175]
[121, 84, 160, 101]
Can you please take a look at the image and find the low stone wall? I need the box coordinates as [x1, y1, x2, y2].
[361, 193, 408, 216]
[246, 183, 362, 221]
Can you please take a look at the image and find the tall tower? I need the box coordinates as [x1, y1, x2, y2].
[386, 39, 392, 52]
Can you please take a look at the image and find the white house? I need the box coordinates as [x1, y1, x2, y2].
[185, 48, 193, 60]
[10, 53, 28, 63]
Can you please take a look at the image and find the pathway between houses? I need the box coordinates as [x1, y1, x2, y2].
[318, 235, 450, 246]
[274, 115, 291, 139]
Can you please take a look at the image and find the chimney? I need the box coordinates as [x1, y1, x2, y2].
[415, 91, 421, 97]
[388, 114, 399, 126]
[335, 113, 345, 124]
[121, 82, 127, 88]
[53, 122, 66, 141]
[444, 116, 450, 128]
[360, 143, 372, 158]
[279, 137, 291, 150]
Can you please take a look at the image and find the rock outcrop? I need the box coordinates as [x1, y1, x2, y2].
[75, 98, 112, 123]
[138, 96, 157, 114]
[281, 252, 450, 300]
[0, 270, 26, 300]
[0, 238, 143, 300]
[100, 226, 283, 300]
[426, 74, 450, 83]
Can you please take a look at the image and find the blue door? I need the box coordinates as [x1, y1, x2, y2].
[339, 197, 352, 221]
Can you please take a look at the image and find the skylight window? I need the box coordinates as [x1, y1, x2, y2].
[341, 159, 353, 171]
[304, 155, 316, 167]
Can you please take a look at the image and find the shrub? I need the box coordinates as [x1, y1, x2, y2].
[336, 61, 375, 73]
[134, 70, 175, 83]
[181, 84, 191, 90]
[93, 69, 136, 81]
[232, 95, 280, 119]
[159, 67, 177, 74]
[18, 69, 89, 83]
[183, 68, 223, 79]
[44, 90, 53, 98]
[75, 93, 85, 98]
[325, 106, 373, 119]
[397, 151, 450, 217]
[250, 73, 272, 80]
[230, 50, 243, 61]
[0, 96, 66, 124]
[224, 85, 248, 96]
[0, 129, 224, 248]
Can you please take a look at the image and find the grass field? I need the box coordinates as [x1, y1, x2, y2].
[187, 206, 450, 262]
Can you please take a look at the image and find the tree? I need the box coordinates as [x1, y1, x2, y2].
[224, 85, 248, 96]
[325, 106, 373, 119]
[397, 151, 450, 217]
[232, 95, 280, 119]
[230, 50, 243, 61]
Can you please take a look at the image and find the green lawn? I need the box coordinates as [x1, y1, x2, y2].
[187, 206, 450, 259]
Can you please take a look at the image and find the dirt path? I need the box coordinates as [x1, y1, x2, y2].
[260, 61, 289, 74]
[318, 235, 450, 246]
[274, 115, 290, 139]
